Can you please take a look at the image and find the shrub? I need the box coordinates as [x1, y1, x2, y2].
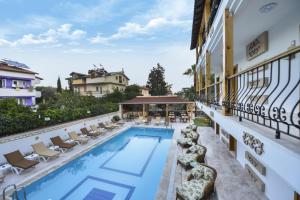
[112, 115, 121, 122]
[0, 87, 138, 137]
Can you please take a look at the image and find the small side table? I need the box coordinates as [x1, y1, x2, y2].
[49, 145, 60, 151]
[25, 153, 40, 161]
[65, 139, 76, 144]
[0, 163, 12, 174]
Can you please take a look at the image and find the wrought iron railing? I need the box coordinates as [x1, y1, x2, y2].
[199, 47, 300, 140]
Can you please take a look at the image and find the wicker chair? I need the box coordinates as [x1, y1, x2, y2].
[176, 163, 217, 200]
[177, 137, 195, 148]
[177, 153, 204, 170]
[187, 144, 207, 163]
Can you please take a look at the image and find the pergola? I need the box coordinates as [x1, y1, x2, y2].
[119, 95, 195, 118]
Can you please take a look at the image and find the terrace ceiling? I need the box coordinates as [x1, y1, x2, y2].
[190, 0, 205, 50]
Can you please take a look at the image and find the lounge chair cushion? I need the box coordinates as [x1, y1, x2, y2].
[177, 153, 199, 167]
[176, 179, 209, 200]
[177, 138, 194, 146]
[188, 145, 206, 155]
[51, 137, 76, 149]
[32, 142, 59, 158]
[191, 164, 216, 182]
[4, 151, 39, 169]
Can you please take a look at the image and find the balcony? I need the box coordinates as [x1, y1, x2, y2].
[198, 47, 300, 140]
[0, 87, 37, 97]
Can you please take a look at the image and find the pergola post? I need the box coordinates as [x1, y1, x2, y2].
[204, 0, 211, 37]
[166, 104, 169, 118]
[119, 104, 123, 119]
[205, 51, 211, 105]
[222, 9, 234, 115]
[142, 104, 146, 117]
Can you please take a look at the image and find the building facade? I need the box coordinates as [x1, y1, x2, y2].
[191, 0, 300, 199]
[0, 60, 42, 106]
[140, 86, 150, 96]
[67, 68, 129, 97]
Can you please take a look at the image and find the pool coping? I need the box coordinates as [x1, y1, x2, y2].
[155, 123, 183, 200]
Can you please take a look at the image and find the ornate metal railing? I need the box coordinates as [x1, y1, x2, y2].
[199, 47, 300, 140]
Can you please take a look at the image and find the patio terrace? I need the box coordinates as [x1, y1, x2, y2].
[0, 120, 269, 200]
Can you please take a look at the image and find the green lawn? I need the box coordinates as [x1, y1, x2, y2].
[193, 117, 211, 127]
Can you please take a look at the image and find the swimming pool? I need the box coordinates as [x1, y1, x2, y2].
[21, 127, 174, 200]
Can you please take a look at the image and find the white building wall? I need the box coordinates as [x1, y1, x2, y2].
[235, 10, 300, 69]
[0, 88, 36, 97]
[198, 102, 300, 199]
[0, 70, 41, 105]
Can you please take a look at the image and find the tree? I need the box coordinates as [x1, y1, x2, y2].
[183, 64, 197, 96]
[36, 86, 57, 104]
[103, 89, 125, 103]
[175, 86, 196, 101]
[124, 84, 142, 100]
[146, 63, 168, 96]
[57, 77, 62, 93]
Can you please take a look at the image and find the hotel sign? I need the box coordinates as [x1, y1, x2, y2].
[245, 151, 266, 175]
[245, 164, 265, 192]
[246, 31, 268, 60]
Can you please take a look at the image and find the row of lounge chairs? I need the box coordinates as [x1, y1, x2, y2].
[1, 122, 123, 177]
[135, 116, 167, 126]
[176, 125, 217, 200]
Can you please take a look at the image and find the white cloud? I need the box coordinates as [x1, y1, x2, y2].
[16, 34, 56, 45]
[63, 48, 100, 54]
[89, 34, 110, 45]
[0, 38, 11, 46]
[90, 17, 190, 44]
[0, 24, 86, 47]
[89, 0, 192, 45]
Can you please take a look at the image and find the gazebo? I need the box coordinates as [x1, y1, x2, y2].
[119, 95, 195, 120]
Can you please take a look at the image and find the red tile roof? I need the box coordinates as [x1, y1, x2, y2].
[120, 95, 193, 104]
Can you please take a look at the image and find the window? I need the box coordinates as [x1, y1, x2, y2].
[0, 79, 5, 88]
[116, 76, 118, 80]
[100, 87, 102, 94]
[96, 86, 99, 92]
[17, 98, 26, 105]
[119, 76, 122, 83]
[12, 80, 17, 88]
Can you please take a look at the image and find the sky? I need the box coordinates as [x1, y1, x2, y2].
[0, 0, 194, 92]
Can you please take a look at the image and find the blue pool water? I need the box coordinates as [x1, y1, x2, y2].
[22, 127, 174, 200]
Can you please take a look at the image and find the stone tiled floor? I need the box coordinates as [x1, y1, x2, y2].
[172, 126, 268, 200]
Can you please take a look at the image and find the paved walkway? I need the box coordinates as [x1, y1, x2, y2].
[198, 127, 267, 200]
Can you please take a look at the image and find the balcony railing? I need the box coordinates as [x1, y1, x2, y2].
[198, 47, 300, 140]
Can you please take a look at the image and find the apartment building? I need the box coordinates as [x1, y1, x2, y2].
[67, 67, 129, 97]
[0, 59, 42, 106]
[191, 0, 300, 199]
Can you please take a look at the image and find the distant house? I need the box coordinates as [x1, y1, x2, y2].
[0, 59, 42, 106]
[66, 67, 129, 97]
[140, 86, 150, 96]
